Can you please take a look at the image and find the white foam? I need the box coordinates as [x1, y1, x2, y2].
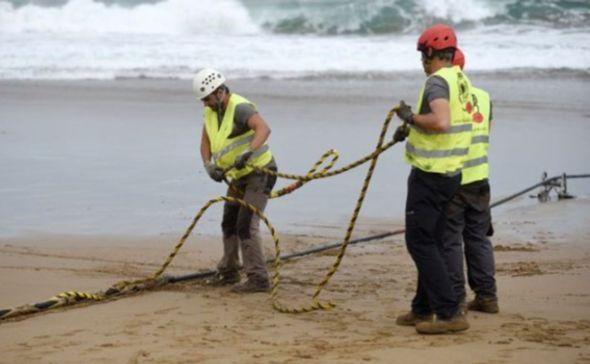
[0, 17, 589, 79]
[0, 0, 260, 35]
[417, 0, 499, 23]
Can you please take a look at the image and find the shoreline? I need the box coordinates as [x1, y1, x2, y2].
[1, 74, 590, 362]
[0, 67, 589, 83]
[1, 76, 589, 237]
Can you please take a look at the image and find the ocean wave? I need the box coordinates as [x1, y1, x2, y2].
[0, 0, 260, 35]
[255, 0, 590, 35]
[1, 0, 589, 36]
[1, 0, 589, 80]
[1, 28, 588, 80]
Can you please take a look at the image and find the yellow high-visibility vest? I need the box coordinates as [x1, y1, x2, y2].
[461, 87, 491, 185]
[204, 93, 272, 181]
[405, 65, 473, 175]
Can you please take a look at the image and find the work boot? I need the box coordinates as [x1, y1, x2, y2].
[205, 271, 241, 286]
[415, 312, 470, 335]
[395, 311, 434, 326]
[230, 278, 270, 293]
[467, 296, 499, 313]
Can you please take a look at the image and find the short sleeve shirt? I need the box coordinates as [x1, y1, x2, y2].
[418, 76, 495, 126]
[217, 102, 257, 138]
[418, 76, 449, 115]
[217, 101, 277, 169]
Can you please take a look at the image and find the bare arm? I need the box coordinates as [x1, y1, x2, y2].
[413, 98, 451, 132]
[200, 126, 212, 163]
[246, 113, 271, 150]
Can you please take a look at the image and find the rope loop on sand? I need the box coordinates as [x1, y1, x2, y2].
[3, 105, 590, 321]
[1, 105, 406, 319]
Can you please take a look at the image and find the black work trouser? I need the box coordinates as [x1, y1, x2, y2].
[442, 179, 497, 301]
[405, 168, 461, 319]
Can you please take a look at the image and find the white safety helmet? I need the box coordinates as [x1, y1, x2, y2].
[193, 68, 226, 100]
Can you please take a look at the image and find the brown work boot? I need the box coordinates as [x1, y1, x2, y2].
[230, 278, 270, 293]
[205, 271, 241, 286]
[396, 311, 434, 326]
[467, 296, 499, 313]
[415, 313, 470, 334]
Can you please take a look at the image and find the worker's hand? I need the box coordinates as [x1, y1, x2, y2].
[234, 150, 253, 170]
[204, 161, 224, 182]
[393, 124, 410, 143]
[396, 101, 414, 124]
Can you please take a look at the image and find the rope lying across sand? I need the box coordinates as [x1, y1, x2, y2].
[1, 102, 587, 321]
[1, 106, 404, 320]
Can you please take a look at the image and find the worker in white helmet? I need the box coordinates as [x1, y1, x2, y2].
[194, 68, 277, 293]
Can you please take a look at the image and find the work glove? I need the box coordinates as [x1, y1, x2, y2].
[393, 124, 410, 143]
[204, 161, 224, 182]
[395, 100, 414, 124]
[234, 150, 253, 170]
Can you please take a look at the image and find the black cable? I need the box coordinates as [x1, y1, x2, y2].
[170, 173, 589, 283]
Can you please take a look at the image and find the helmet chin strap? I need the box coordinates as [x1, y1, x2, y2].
[216, 90, 224, 113]
[215, 88, 227, 125]
[421, 56, 432, 75]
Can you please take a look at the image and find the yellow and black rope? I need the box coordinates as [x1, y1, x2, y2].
[0, 105, 402, 320]
[271, 107, 398, 313]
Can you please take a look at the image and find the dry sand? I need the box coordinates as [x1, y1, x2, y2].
[1, 76, 589, 363]
[1, 198, 590, 364]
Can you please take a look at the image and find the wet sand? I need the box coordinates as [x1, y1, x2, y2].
[1, 75, 590, 362]
[1, 75, 589, 236]
[1, 199, 589, 363]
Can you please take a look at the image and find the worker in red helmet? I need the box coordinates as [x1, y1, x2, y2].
[392, 24, 472, 334]
[442, 49, 499, 314]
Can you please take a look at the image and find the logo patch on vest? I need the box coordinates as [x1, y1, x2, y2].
[470, 93, 484, 123]
[457, 72, 470, 104]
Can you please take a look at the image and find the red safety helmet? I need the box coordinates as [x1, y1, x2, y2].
[453, 47, 465, 70]
[417, 24, 457, 54]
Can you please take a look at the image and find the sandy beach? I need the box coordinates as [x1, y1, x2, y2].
[0, 200, 589, 363]
[1, 76, 590, 363]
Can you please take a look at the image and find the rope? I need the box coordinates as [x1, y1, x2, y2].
[273, 108, 397, 313]
[4, 102, 586, 320]
[0, 105, 402, 321]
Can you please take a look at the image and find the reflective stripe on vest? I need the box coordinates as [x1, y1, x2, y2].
[212, 135, 254, 161]
[405, 65, 473, 175]
[405, 143, 468, 158]
[463, 155, 487, 169]
[471, 135, 489, 144]
[412, 123, 472, 135]
[204, 93, 273, 181]
[461, 87, 491, 185]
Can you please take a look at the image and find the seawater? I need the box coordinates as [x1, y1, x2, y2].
[0, 0, 589, 79]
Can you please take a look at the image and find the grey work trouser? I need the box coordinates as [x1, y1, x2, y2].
[442, 179, 497, 301]
[218, 169, 276, 282]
